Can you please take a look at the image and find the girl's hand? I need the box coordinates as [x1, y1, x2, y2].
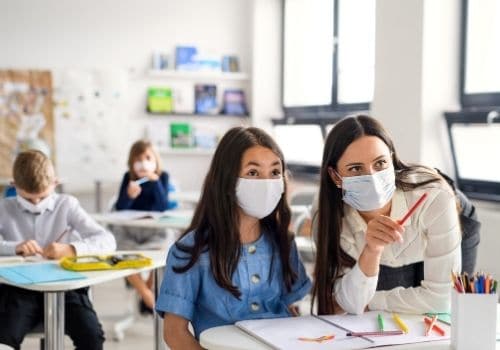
[365, 215, 404, 254]
[127, 181, 142, 199]
[43, 243, 76, 259]
[148, 173, 159, 181]
[15, 240, 43, 256]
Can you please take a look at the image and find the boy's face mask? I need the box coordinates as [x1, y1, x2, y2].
[16, 192, 55, 214]
[236, 178, 284, 219]
[339, 167, 396, 212]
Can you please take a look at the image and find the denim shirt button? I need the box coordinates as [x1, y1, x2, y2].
[250, 302, 260, 311]
[248, 245, 257, 254]
[251, 274, 261, 284]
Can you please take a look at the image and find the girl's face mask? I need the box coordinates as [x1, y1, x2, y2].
[236, 177, 284, 219]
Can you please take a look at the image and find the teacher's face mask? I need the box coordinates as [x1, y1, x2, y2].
[236, 178, 284, 219]
[339, 167, 396, 211]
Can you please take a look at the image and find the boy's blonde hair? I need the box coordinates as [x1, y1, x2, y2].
[127, 140, 162, 180]
[13, 150, 55, 193]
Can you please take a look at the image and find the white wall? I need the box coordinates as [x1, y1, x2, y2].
[1, 0, 252, 192]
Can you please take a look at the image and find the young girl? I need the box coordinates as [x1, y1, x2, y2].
[312, 115, 461, 315]
[114, 140, 170, 312]
[156, 127, 311, 349]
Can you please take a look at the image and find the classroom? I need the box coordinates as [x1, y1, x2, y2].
[0, 0, 499, 349]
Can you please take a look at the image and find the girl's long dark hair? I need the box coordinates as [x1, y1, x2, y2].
[312, 115, 443, 314]
[173, 127, 296, 298]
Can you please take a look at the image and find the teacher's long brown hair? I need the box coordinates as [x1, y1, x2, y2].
[312, 115, 441, 314]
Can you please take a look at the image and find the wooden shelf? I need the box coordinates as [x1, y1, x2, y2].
[158, 147, 215, 156]
[147, 69, 250, 81]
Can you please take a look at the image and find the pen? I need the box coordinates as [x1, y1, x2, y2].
[135, 177, 149, 185]
[346, 330, 403, 337]
[377, 313, 385, 331]
[397, 192, 428, 225]
[425, 315, 438, 336]
[54, 227, 70, 243]
[423, 317, 446, 336]
[392, 313, 409, 333]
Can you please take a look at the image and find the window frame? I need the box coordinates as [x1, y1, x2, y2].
[281, 0, 371, 118]
[460, 0, 500, 108]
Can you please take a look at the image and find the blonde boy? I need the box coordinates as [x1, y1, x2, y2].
[0, 150, 116, 350]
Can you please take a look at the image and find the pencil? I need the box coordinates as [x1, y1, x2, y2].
[392, 313, 409, 333]
[346, 330, 403, 337]
[135, 177, 149, 185]
[423, 317, 446, 336]
[398, 192, 428, 225]
[425, 315, 438, 336]
[54, 227, 70, 243]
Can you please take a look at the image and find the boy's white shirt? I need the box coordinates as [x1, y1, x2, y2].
[0, 193, 116, 256]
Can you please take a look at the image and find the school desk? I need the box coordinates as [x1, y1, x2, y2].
[0, 250, 166, 350]
[91, 209, 194, 230]
[199, 304, 500, 350]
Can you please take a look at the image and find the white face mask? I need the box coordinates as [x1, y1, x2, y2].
[236, 178, 284, 219]
[133, 160, 156, 174]
[340, 167, 396, 211]
[16, 194, 54, 214]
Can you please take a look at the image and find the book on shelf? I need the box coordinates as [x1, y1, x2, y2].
[221, 55, 240, 72]
[147, 87, 173, 113]
[170, 122, 194, 148]
[175, 46, 198, 71]
[221, 89, 247, 116]
[194, 84, 218, 115]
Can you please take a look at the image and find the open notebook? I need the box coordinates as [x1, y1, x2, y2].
[235, 311, 450, 350]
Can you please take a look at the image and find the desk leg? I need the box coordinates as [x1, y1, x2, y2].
[154, 267, 163, 350]
[44, 291, 65, 350]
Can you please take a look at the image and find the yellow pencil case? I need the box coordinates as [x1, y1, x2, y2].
[60, 253, 152, 271]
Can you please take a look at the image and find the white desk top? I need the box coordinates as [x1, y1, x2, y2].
[0, 250, 166, 292]
[91, 209, 193, 230]
[200, 305, 500, 350]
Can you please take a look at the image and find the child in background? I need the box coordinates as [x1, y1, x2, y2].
[0, 150, 116, 350]
[114, 140, 170, 313]
[156, 127, 311, 349]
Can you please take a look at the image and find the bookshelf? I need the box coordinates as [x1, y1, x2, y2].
[145, 69, 251, 160]
[158, 147, 215, 156]
[147, 69, 250, 82]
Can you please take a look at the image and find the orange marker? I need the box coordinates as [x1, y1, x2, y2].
[298, 334, 335, 343]
[423, 317, 446, 336]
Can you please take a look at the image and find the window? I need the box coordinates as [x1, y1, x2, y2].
[282, 0, 375, 116]
[273, 124, 324, 175]
[445, 111, 500, 201]
[461, 0, 500, 107]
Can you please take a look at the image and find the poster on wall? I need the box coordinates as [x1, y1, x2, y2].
[0, 70, 54, 179]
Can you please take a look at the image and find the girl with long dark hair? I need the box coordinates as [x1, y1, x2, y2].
[156, 127, 311, 349]
[312, 115, 461, 316]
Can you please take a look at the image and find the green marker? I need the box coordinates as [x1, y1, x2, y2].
[377, 314, 384, 331]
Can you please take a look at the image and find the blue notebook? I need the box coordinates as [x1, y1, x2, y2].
[0, 263, 86, 284]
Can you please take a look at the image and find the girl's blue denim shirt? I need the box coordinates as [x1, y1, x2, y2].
[155, 230, 311, 338]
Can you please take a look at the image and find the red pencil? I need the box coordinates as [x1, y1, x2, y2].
[398, 193, 428, 225]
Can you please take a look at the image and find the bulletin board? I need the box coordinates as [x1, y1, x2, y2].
[0, 70, 54, 179]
